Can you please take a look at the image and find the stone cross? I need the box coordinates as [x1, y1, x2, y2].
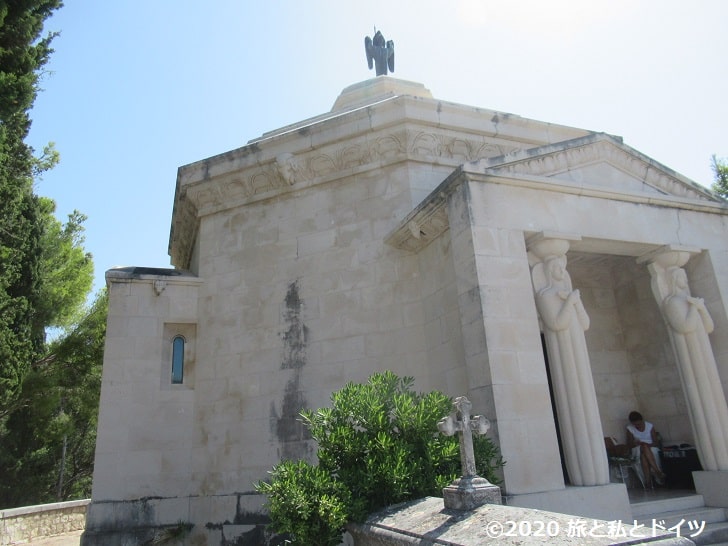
[437, 396, 490, 478]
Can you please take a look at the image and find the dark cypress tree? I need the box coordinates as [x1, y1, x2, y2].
[0, 0, 63, 417]
[0, 291, 106, 507]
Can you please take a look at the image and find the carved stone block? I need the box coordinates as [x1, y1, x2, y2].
[443, 476, 502, 510]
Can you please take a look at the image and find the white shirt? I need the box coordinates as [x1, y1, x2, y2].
[627, 422, 654, 445]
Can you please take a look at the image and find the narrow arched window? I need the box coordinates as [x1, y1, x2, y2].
[171, 335, 185, 384]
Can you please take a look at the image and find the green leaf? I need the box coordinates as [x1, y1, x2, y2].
[258, 371, 505, 541]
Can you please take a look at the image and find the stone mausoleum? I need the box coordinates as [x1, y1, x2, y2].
[82, 77, 728, 545]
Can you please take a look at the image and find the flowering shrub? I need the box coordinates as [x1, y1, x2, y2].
[256, 371, 504, 544]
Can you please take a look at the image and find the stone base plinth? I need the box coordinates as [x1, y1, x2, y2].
[331, 77, 433, 112]
[506, 483, 631, 522]
[693, 470, 728, 507]
[81, 495, 269, 546]
[443, 476, 502, 510]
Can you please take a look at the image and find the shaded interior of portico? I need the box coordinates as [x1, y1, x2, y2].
[564, 250, 694, 457]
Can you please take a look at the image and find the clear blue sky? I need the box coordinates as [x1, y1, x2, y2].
[27, 1, 728, 297]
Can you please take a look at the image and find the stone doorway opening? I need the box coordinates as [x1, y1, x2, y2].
[540, 332, 570, 485]
[566, 250, 695, 488]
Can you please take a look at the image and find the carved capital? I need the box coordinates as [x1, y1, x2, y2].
[526, 232, 581, 266]
[638, 245, 701, 306]
[637, 244, 700, 268]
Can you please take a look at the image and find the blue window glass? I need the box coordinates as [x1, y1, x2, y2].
[171, 335, 185, 384]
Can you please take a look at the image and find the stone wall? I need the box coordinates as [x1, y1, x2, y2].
[570, 257, 639, 442]
[570, 257, 690, 446]
[0, 499, 89, 545]
[91, 270, 202, 502]
[615, 260, 690, 445]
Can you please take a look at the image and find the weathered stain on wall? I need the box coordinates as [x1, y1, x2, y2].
[281, 280, 308, 370]
[270, 280, 311, 460]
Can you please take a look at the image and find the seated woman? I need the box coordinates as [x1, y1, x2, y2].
[626, 411, 666, 486]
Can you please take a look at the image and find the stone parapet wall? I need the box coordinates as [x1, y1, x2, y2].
[0, 499, 89, 545]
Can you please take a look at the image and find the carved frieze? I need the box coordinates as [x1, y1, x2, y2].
[171, 124, 522, 266]
[409, 130, 514, 162]
[411, 132, 442, 157]
[337, 144, 371, 170]
[181, 128, 518, 214]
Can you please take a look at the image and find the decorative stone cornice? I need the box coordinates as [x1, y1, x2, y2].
[386, 197, 450, 253]
[105, 266, 203, 295]
[385, 169, 463, 252]
[386, 134, 728, 254]
[169, 118, 529, 267]
[476, 133, 720, 203]
[180, 127, 521, 215]
[168, 189, 199, 269]
[167, 82, 596, 267]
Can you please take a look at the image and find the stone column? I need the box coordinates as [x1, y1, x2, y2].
[527, 234, 610, 486]
[444, 182, 564, 495]
[640, 247, 728, 471]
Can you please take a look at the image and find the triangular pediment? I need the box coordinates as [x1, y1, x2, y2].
[474, 133, 720, 203]
[387, 133, 726, 253]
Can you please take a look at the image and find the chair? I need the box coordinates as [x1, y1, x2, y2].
[605, 436, 661, 489]
[606, 437, 637, 487]
[608, 454, 637, 486]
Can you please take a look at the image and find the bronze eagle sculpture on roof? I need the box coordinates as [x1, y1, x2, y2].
[365, 29, 394, 76]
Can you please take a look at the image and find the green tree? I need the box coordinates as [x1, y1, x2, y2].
[37, 198, 93, 329]
[711, 155, 728, 198]
[0, 205, 93, 420]
[0, 290, 107, 507]
[0, 0, 63, 419]
[257, 372, 505, 545]
[0, 1, 105, 509]
[0, 199, 96, 508]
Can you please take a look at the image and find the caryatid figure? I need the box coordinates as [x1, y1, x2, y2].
[529, 237, 609, 486]
[645, 249, 728, 471]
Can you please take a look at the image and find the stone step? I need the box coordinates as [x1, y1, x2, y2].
[690, 521, 728, 545]
[629, 493, 728, 545]
[636, 506, 727, 529]
[631, 493, 706, 518]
